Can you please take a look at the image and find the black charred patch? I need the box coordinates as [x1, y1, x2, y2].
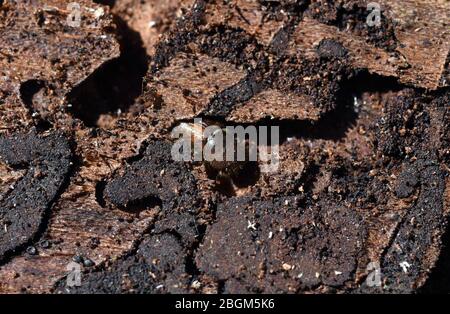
[196, 26, 264, 68]
[0, 130, 72, 262]
[317, 39, 348, 60]
[55, 233, 189, 294]
[152, 211, 200, 248]
[196, 196, 366, 292]
[104, 140, 199, 213]
[381, 151, 446, 293]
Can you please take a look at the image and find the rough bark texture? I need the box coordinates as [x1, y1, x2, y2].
[0, 0, 449, 294]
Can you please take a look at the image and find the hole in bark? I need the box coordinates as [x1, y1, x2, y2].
[95, 180, 107, 208]
[19, 79, 46, 109]
[67, 16, 149, 127]
[92, 0, 116, 7]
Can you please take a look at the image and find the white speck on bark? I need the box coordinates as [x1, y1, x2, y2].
[399, 261, 411, 273]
